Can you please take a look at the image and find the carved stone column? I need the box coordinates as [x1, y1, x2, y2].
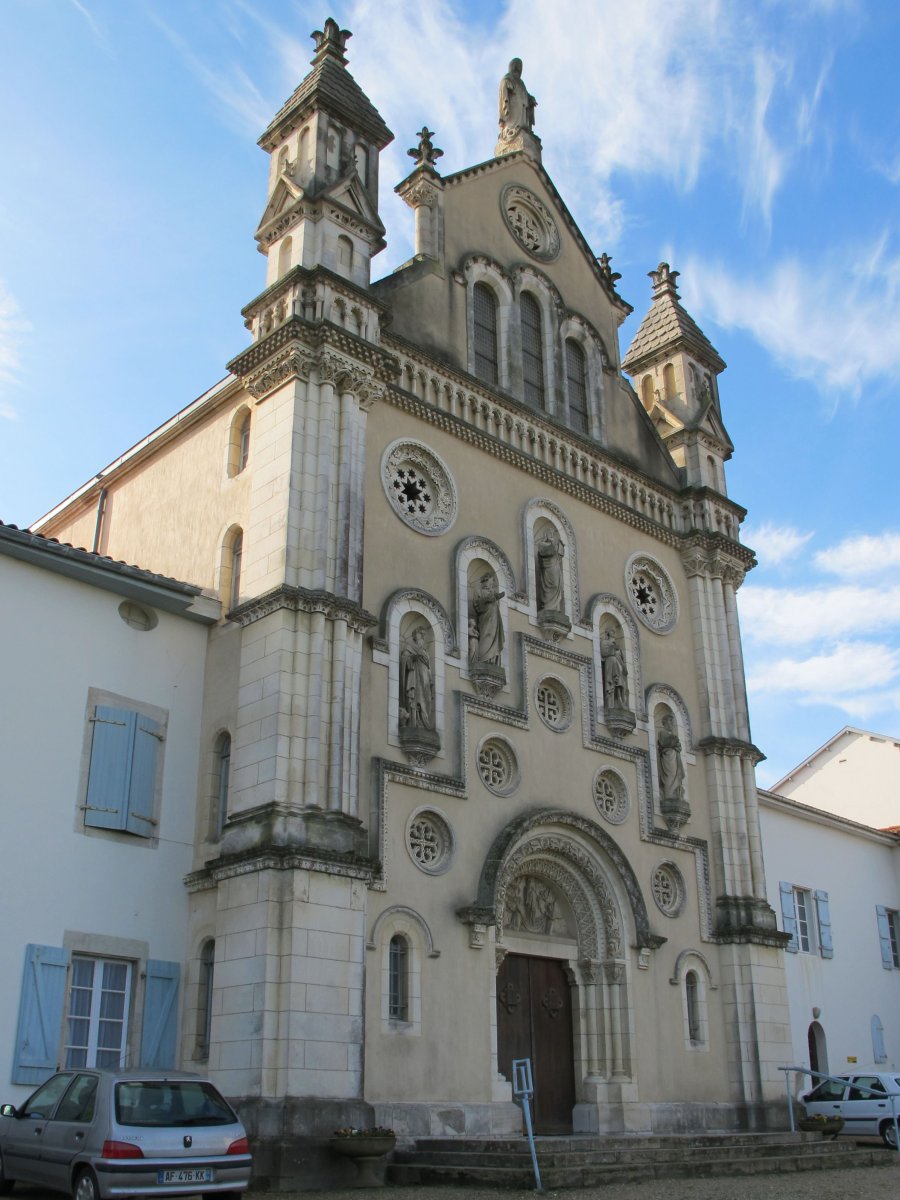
[579, 959, 602, 1078]
[602, 960, 628, 1080]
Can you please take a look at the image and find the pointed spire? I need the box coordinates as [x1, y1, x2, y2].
[623, 262, 725, 375]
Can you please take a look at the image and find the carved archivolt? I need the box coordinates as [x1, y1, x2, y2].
[367, 905, 441, 958]
[669, 948, 717, 989]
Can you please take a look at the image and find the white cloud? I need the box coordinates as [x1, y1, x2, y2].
[814, 532, 900, 577]
[746, 641, 900, 697]
[0, 280, 29, 419]
[744, 522, 814, 567]
[739, 583, 900, 645]
[681, 235, 900, 398]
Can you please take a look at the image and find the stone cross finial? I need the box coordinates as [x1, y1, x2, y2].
[407, 127, 444, 170]
[650, 262, 681, 299]
[311, 17, 351, 66]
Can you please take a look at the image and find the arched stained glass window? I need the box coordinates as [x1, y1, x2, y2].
[566, 339, 589, 433]
[473, 283, 499, 384]
[388, 934, 409, 1021]
[520, 292, 545, 408]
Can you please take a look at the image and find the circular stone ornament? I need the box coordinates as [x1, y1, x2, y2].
[651, 861, 686, 917]
[593, 768, 629, 825]
[501, 185, 561, 262]
[381, 440, 458, 536]
[405, 807, 454, 875]
[476, 735, 519, 796]
[625, 553, 679, 634]
[534, 675, 573, 732]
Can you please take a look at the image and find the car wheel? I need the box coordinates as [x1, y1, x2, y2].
[73, 1168, 100, 1200]
[0, 1150, 15, 1195]
[880, 1119, 899, 1149]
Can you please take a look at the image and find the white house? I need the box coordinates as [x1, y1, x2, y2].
[0, 522, 218, 1101]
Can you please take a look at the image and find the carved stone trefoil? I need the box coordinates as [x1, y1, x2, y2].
[469, 661, 506, 699]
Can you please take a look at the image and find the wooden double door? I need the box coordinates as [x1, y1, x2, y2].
[496, 954, 575, 1133]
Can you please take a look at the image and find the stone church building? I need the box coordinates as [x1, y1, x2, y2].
[32, 17, 792, 1183]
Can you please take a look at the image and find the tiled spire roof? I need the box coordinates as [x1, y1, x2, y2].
[623, 263, 725, 375]
[259, 18, 393, 152]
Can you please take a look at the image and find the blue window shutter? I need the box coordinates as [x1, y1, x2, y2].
[876, 906, 894, 969]
[125, 715, 162, 836]
[84, 706, 135, 830]
[814, 890, 833, 959]
[141, 960, 180, 1068]
[12, 944, 70, 1085]
[779, 881, 798, 952]
[871, 1014, 887, 1063]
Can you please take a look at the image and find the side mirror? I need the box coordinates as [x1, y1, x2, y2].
[0, 1104, 17, 1118]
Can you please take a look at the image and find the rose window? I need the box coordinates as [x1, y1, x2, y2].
[501, 185, 560, 262]
[625, 554, 678, 634]
[651, 862, 685, 917]
[405, 808, 453, 875]
[593, 769, 629, 825]
[393, 467, 432, 517]
[477, 736, 518, 796]
[381, 440, 457, 536]
[535, 676, 573, 731]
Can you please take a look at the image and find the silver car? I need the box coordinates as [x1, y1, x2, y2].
[802, 1070, 900, 1147]
[0, 1070, 252, 1200]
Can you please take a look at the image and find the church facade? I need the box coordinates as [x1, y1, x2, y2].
[32, 18, 792, 1185]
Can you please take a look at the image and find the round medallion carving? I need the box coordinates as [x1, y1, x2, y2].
[593, 768, 629, 825]
[501, 185, 560, 262]
[476, 735, 519, 796]
[651, 861, 686, 917]
[405, 807, 453, 875]
[535, 675, 573, 731]
[625, 553, 679, 634]
[381, 440, 457, 536]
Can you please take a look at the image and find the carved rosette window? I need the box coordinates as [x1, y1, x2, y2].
[405, 808, 453, 875]
[625, 553, 678, 634]
[535, 676, 573, 732]
[651, 862, 686, 917]
[476, 736, 519, 796]
[593, 768, 629, 825]
[501, 186, 560, 262]
[381, 440, 458, 536]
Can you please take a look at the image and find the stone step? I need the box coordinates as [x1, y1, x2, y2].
[388, 1145, 891, 1190]
[408, 1130, 817, 1153]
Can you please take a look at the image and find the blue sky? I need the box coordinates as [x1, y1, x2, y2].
[2, 0, 899, 789]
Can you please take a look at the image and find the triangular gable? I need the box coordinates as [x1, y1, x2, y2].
[325, 171, 383, 230]
[256, 175, 305, 237]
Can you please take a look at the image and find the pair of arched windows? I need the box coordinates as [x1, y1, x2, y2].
[472, 283, 589, 435]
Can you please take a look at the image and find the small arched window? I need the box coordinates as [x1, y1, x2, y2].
[473, 283, 499, 384]
[222, 528, 243, 611]
[663, 362, 677, 401]
[337, 235, 353, 278]
[277, 236, 292, 279]
[685, 970, 701, 1044]
[641, 375, 655, 410]
[520, 292, 545, 408]
[354, 142, 368, 184]
[214, 732, 231, 837]
[196, 939, 215, 1059]
[565, 339, 589, 434]
[298, 126, 311, 182]
[388, 934, 409, 1021]
[277, 146, 289, 176]
[227, 408, 251, 477]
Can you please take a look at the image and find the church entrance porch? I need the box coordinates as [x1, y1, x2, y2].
[497, 953, 575, 1133]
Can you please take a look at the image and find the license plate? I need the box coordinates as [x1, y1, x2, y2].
[156, 1169, 214, 1184]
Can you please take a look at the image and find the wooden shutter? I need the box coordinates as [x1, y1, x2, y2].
[140, 960, 180, 1068]
[84, 706, 133, 830]
[871, 1014, 887, 1063]
[814, 890, 833, 959]
[779, 882, 798, 953]
[876, 906, 895, 969]
[12, 944, 70, 1084]
[125, 715, 163, 835]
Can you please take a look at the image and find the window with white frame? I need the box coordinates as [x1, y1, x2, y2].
[64, 957, 132, 1069]
[779, 882, 833, 957]
[876, 906, 900, 969]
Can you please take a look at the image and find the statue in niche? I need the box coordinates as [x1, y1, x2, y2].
[399, 626, 434, 730]
[505, 876, 563, 936]
[470, 573, 505, 665]
[498, 58, 536, 142]
[657, 712, 686, 802]
[600, 628, 628, 711]
[536, 529, 565, 613]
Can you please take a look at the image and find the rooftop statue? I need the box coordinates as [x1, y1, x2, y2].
[496, 58, 541, 160]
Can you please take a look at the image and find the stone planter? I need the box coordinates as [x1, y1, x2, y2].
[329, 1134, 397, 1187]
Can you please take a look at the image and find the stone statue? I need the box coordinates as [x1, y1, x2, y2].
[600, 628, 628, 710]
[399, 626, 434, 730]
[498, 58, 536, 142]
[657, 713, 686, 801]
[505, 876, 559, 935]
[536, 529, 565, 613]
[471, 573, 505, 665]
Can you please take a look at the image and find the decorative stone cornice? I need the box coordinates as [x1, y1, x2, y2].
[184, 846, 376, 892]
[229, 584, 377, 630]
[697, 736, 765, 765]
[679, 535, 754, 583]
[397, 171, 443, 210]
[713, 895, 792, 948]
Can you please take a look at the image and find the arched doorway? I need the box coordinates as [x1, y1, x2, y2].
[808, 1021, 828, 1077]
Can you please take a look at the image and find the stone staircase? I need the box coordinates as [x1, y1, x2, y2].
[388, 1131, 895, 1189]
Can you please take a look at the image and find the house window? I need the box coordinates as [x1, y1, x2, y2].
[83, 699, 165, 839]
[565, 339, 589, 433]
[779, 882, 833, 958]
[876, 906, 900, 968]
[388, 934, 409, 1021]
[196, 940, 215, 1060]
[64, 957, 132, 1069]
[214, 732, 231, 837]
[473, 283, 499, 384]
[520, 292, 545, 408]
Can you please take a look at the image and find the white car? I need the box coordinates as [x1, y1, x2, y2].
[802, 1071, 900, 1147]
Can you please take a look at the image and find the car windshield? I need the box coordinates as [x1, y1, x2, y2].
[115, 1081, 237, 1127]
